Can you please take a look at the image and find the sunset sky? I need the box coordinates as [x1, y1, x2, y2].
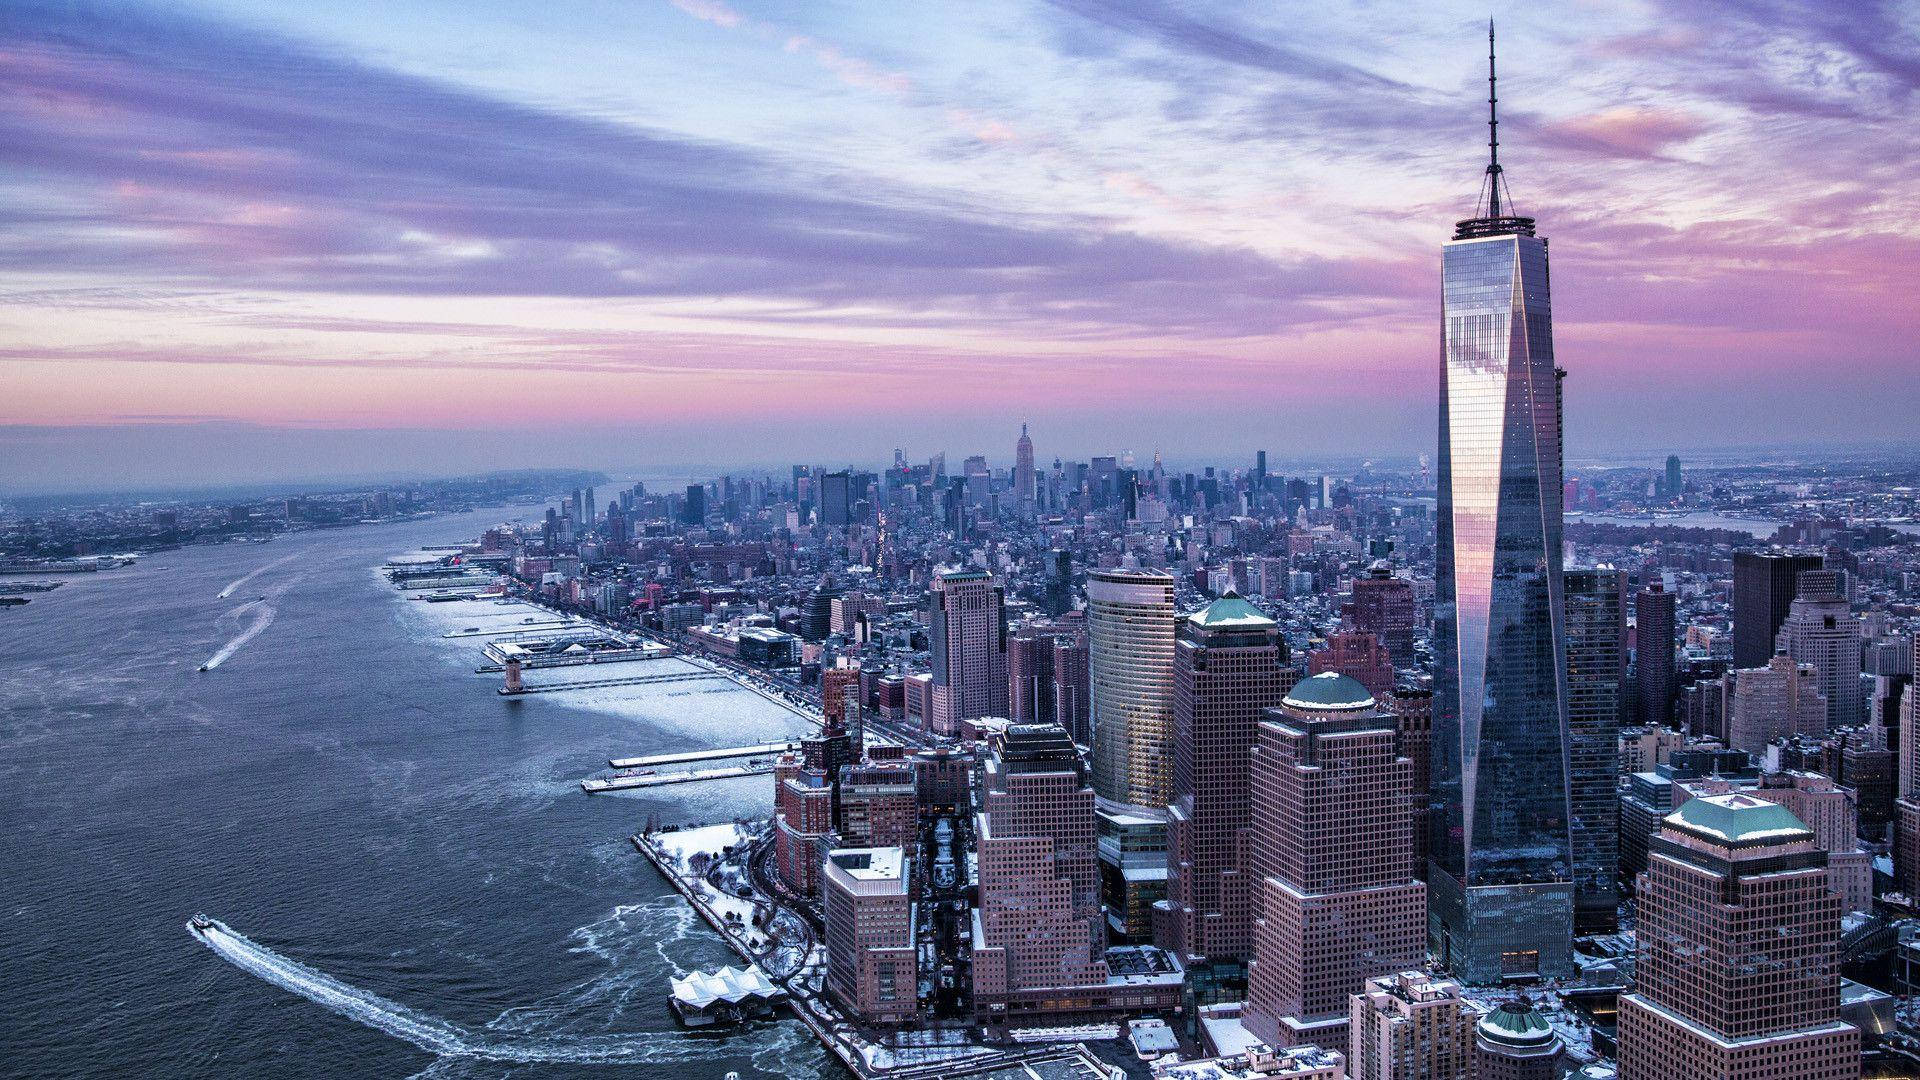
[2, 0, 1917, 490]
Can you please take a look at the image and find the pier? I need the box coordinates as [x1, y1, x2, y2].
[497, 670, 728, 695]
[609, 741, 797, 770]
[582, 761, 776, 792]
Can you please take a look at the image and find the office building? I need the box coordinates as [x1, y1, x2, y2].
[837, 763, 918, 848]
[1775, 569, 1863, 731]
[1726, 655, 1828, 754]
[926, 569, 1008, 737]
[1431, 39, 1574, 983]
[971, 723, 1184, 1019]
[1733, 550, 1824, 669]
[1008, 627, 1057, 724]
[820, 470, 852, 528]
[1163, 593, 1294, 998]
[1617, 793, 1860, 1080]
[1564, 566, 1626, 931]
[1635, 582, 1676, 725]
[1307, 629, 1394, 700]
[822, 847, 917, 1025]
[1243, 673, 1426, 1049]
[1349, 562, 1417, 664]
[1473, 998, 1561, 1080]
[1087, 567, 1177, 939]
[1015, 423, 1036, 505]
[681, 483, 705, 525]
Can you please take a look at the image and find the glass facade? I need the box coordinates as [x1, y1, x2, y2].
[1430, 228, 1575, 983]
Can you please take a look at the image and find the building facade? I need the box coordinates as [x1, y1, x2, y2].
[926, 569, 1008, 737]
[1564, 566, 1626, 932]
[1087, 567, 1177, 939]
[1162, 594, 1294, 998]
[822, 846, 917, 1025]
[1775, 569, 1863, 732]
[1635, 582, 1677, 725]
[1244, 673, 1426, 1050]
[1431, 164, 1575, 984]
[1732, 550, 1823, 670]
[1347, 971, 1480, 1080]
[1617, 793, 1860, 1080]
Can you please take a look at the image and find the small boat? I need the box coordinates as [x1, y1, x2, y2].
[190, 914, 214, 932]
[197, 664, 210, 672]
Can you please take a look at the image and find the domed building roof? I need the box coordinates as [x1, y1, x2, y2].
[1280, 671, 1375, 711]
[1476, 997, 1560, 1057]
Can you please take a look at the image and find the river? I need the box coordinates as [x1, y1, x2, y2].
[0, 507, 834, 1079]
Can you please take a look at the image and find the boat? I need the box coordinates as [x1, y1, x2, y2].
[197, 664, 210, 672]
[190, 914, 214, 932]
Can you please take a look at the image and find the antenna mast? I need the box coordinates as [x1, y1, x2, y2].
[1486, 20, 1501, 217]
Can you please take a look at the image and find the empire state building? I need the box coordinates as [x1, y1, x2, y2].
[1428, 24, 1575, 985]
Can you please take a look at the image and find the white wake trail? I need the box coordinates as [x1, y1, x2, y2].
[200, 602, 276, 671]
[188, 919, 723, 1065]
[217, 552, 302, 599]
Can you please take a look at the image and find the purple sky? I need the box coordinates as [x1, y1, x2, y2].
[1, 1, 1917, 491]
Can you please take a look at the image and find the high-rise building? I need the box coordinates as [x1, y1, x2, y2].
[1052, 630, 1091, 745]
[1732, 550, 1823, 669]
[1564, 567, 1627, 933]
[1775, 569, 1863, 731]
[1384, 688, 1434, 876]
[1663, 454, 1682, 499]
[1044, 548, 1074, 616]
[1727, 654, 1829, 753]
[1014, 423, 1036, 505]
[926, 570, 1008, 737]
[1087, 567, 1177, 939]
[970, 722, 1107, 1016]
[1308, 629, 1394, 700]
[1348, 971, 1480, 1080]
[773, 757, 834, 897]
[821, 846, 917, 1024]
[1473, 998, 1562, 1080]
[823, 659, 862, 732]
[820, 470, 852, 528]
[681, 483, 706, 525]
[1163, 593, 1294, 999]
[1431, 32, 1574, 984]
[1617, 793, 1860, 1080]
[1008, 627, 1057, 724]
[1350, 562, 1418, 664]
[837, 763, 918, 849]
[1244, 673, 1426, 1049]
[1635, 582, 1677, 725]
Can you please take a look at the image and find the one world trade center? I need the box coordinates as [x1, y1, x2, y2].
[1429, 25, 1574, 985]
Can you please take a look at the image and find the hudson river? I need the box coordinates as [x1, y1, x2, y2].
[1, 507, 833, 1079]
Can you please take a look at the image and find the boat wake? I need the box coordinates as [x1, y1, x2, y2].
[200, 602, 276, 671]
[187, 916, 756, 1066]
[216, 552, 301, 599]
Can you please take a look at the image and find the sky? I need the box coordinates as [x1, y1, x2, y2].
[1, 0, 1917, 492]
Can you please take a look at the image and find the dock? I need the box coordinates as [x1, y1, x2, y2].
[498, 670, 728, 696]
[610, 741, 797, 770]
[582, 762, 776, 792]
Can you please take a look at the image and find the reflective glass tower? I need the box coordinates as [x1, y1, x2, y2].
[1429, 24, 1575, 984]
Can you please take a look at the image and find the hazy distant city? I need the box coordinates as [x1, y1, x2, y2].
[5, 3, 1919, 1080]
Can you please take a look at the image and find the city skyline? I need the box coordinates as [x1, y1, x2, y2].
[4, 0, 1919, 494]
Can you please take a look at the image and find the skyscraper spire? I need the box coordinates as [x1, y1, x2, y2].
[1457, 20, 1533, 239]
[1486, 19, 1501, 218]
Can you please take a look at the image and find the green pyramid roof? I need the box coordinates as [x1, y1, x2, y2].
[1667, 793, 1812, 845]
[1188, 590, 1274, 630]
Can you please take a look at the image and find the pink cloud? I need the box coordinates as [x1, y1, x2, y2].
[1533, 106, 1709, 159]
